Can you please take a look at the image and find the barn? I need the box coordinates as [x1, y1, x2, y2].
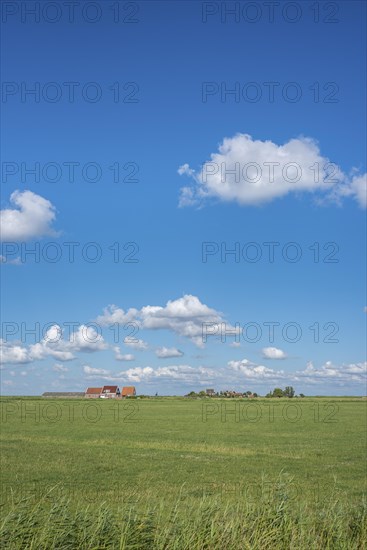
[121, 386, 136, 397]
[85, 387, 102, 399]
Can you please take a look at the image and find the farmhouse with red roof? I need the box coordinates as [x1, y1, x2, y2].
[85, 387, 103, 398]
[100, 386, 120, 398]
[84, 385, 136, 399]
[121, 386, 136, 397]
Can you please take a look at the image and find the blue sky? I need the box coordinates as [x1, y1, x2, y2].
[1, 0, 366, 396]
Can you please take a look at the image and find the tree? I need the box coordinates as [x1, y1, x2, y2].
[299, 393, 305, 398]
[253, 392, 258, 397]
[284, 386, 295, 398]
[272, 388, 284, 398]
[198, 390, 206, 397]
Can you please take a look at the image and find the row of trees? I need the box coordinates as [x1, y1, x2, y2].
[185, 390, 258, 398]
[265, 386, 305, 398]
[185, 387, 305, 398]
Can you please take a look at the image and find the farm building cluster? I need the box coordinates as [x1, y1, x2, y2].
[85, 385, 136, 398]
[42, 386, 136, 399]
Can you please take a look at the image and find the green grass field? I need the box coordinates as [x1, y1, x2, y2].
[1, 397, 366, 548]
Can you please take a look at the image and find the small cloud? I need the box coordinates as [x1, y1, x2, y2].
[124, 338, 148, 350]
[177, 163, 195, 177]
[53, 363, 69, 372]
[0, 339, 31, 364]
[0, 190, 58, 241]
[262, 347, 287, 359]
[83, 365, 110, 376]
[95, 305, 138, 326]
[155, 347, 184, 358]
[114, 347, 135, 361]
[0, 255, 21, 265]
[228, 358, 284, 379]
[178, 186, 200, 208]
[349, 173, 367, 208]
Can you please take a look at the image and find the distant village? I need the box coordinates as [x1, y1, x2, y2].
[42, 387, 257, 399]
[186, 387, 303, 398]
[42, 386, 302, 399]
[186, 389, 258, 398]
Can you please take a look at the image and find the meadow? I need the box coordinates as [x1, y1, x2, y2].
[0, 397, 366, 549]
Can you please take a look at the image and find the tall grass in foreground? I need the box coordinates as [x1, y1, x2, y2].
[1, 491, 366, 549]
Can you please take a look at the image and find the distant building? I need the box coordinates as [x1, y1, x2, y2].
[121, 386, 136, 397]
[85, 387, 102, 398]
[222, 390, 244, 398]
[100, 386, 120, 398]
[42, 392, 84, 398]
[206, 389, 216, 396]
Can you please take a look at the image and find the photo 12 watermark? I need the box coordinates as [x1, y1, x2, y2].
[202, 81, 340, 103]
[1, 81, 140, 104]
[201, 400, 339, 423]
[201, 241, 340, 264]
[198, 478, 341, 505]
[2, 161, 139, 184]
[1, 1, 140, 24]
[1, 241, 140, 264]
[1, 320, 141, 344]
[0, 480, 141, 506]
[0, 399, 140, 425]
[196, 160, 341, 185]
[0, 477, 341, 507]
[201, 321, 340, 344]
[201, 2, 340, 24]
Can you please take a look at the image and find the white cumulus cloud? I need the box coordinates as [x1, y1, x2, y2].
[67, 325, 108, 353]
[120, 365, 216, 384]
[262, 347, 287, 359]
[349, 174, 367, 208]
[0, 190, 58, 241]
[0, 324, 108, 365]
[95, 305, 139, 326]
[0, 339, 30, 364]
[139, 295, 224, 347]
[299, 360, 367, 382]
[228, 358, 285, 379]
[178, 133, 366, 208]
[95, 295, 226, 348]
